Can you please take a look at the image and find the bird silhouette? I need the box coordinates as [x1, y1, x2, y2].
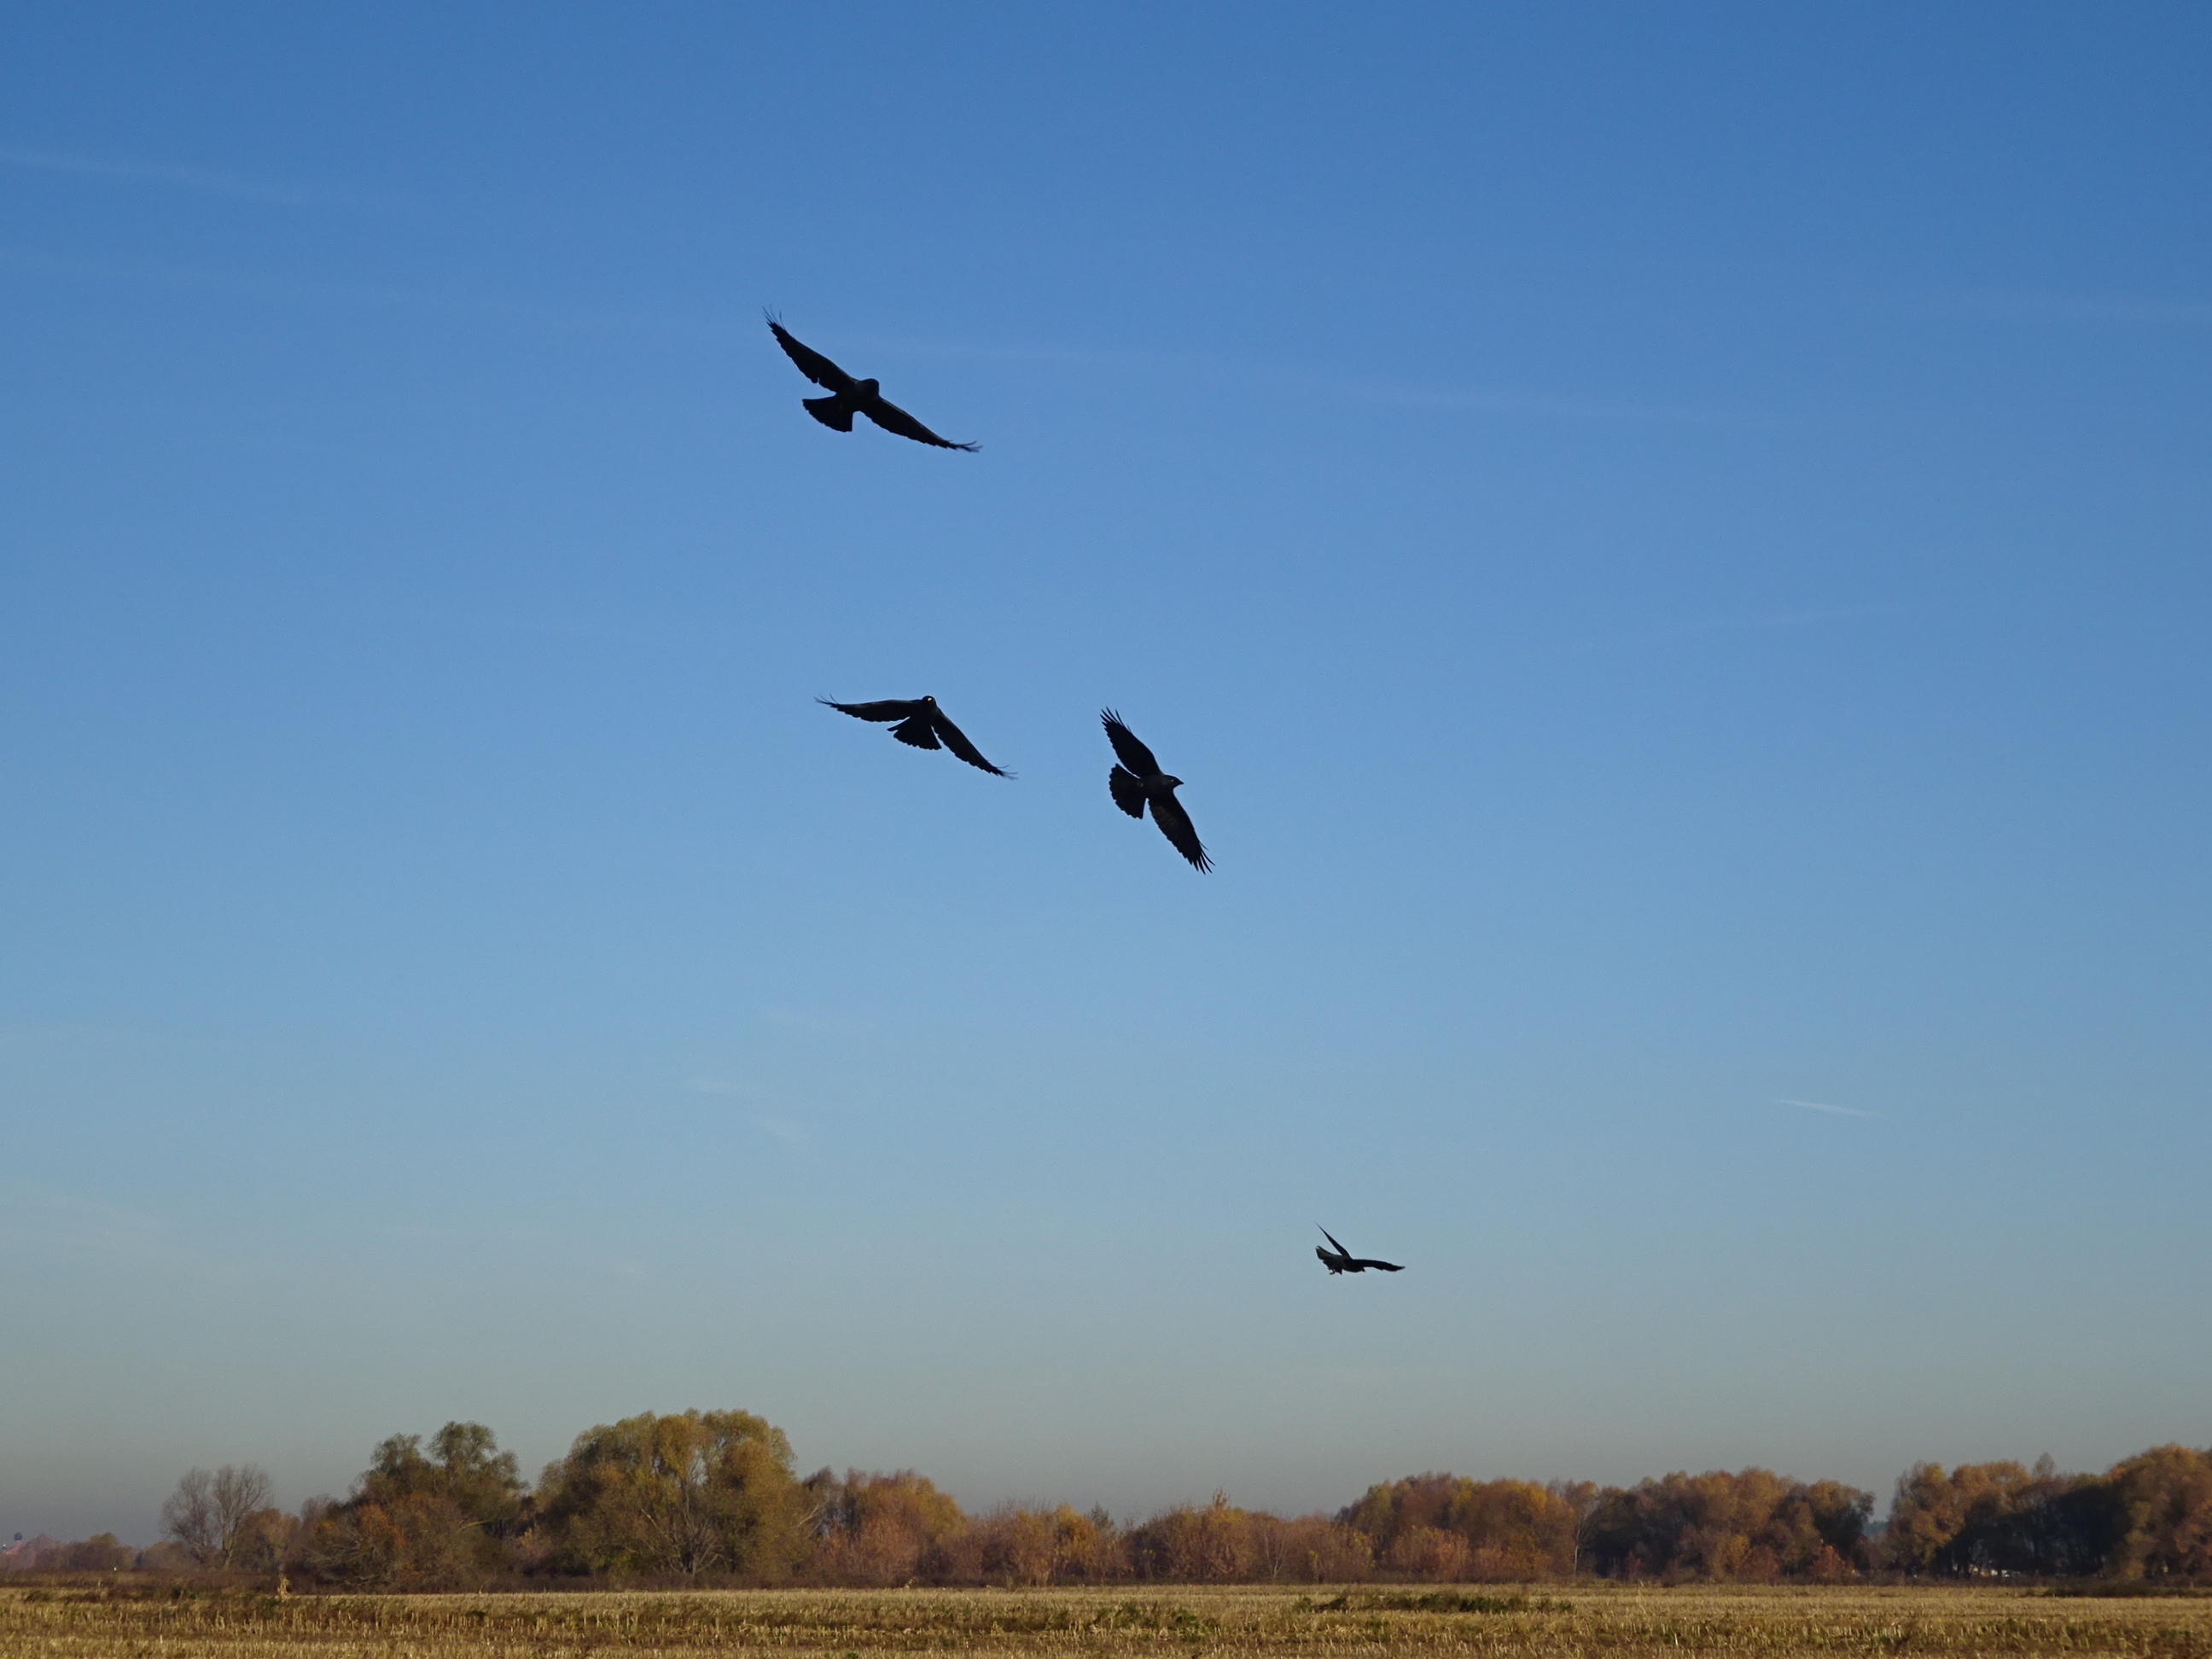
[1315, 1226, 1404, 1274]
[767, 316, 980, 451]
[1101, 710, 1210, 871]
[820, 696, 1010, 777]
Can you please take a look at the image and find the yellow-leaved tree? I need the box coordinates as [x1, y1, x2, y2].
[536, 1408, 806, 1581]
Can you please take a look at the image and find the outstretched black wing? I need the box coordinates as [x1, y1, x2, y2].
[1100, 710, 1161, 777]
[929, 707, 1010, 777]
[1150, 790, 1212, 872]
[1318, 1225, 1351, 1259]
[1350, 1257, 1406, 1272]
[819, 696, 919, 723]
[768, 317, 856, 393]
[864, 395, 980, 452]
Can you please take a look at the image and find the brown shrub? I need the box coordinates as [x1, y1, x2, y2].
[1386, 1524, 1472, 1580]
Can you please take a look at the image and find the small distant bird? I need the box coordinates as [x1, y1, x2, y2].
[767, 316, 980, 451]
[819, 696, 1010, 777]
[1315, 1226, 1404, 1276]
[1102, 710, 1210, 872]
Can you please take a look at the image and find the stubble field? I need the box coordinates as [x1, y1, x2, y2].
[4, 1583, 2209, 1659]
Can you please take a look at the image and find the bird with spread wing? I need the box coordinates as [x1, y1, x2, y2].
[820, 696, 1011, 777]
[1315, 1226, 1405, 1275]
[1101, 710, 1210, 871]
[767, 316, 980, 451]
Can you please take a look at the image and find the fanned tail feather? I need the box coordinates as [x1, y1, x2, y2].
[804, 393, 856, 432]
[1109, 765, 1147, 818]
[891, 715, 942, 750]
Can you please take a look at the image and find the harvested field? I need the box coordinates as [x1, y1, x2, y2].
[4, 1583, 2211, 1659]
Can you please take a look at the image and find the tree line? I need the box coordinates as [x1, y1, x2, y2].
[15, 1409, 2209, 1587]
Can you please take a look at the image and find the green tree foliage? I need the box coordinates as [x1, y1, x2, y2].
[300, 1422, 529, 1588]
[535, 1408, 806, 1581]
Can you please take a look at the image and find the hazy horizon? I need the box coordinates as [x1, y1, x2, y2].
[3, 2, 2208, 1548]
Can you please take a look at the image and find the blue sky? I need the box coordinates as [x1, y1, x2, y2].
[3, 3, 2208, 1543]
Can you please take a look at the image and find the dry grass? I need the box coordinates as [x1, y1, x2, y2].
[5, 1581, 2211, 1659]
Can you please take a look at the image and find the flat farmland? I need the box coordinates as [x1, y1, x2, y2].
[4, 1584, 2209, 1659]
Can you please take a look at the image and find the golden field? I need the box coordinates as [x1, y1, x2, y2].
[3, 1583, 2210, 1659]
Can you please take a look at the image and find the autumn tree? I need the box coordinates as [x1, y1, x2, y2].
[1584, 1468, 1871, 1580]
[38, 1534, 133, 1573]
[974, 1505, 1058, 1586]
[1884, 1462, 1970, 1575]
[1243, 1512, 1372, 1582]
[2102, 1445, 2212, 1580]
[229, 1507, 299, 1574]
[1339, 1473, 1580, 1578]
[1048, 1505, 1123, 1580]
[1882, 1459, 2109, 1578]
[1242, 1511, 1305, 1583]
[1455, 1478, 1581, 1578]
[536, 1408, 806, 1580]
[160, 1472, 218, 1565]
[1128, 1493, 1254, 1580]
[300, 1422, 529, 1588]
[1550, 1480, 1602, 1576]
[1385, 1524, 1471, 1579]
[160, 1464, 274, 1569]
[806, 1469, 967, 1586]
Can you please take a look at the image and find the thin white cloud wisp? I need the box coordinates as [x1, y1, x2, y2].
[0, 145, 311, 206]
[1776, 1097, 1880, 1119]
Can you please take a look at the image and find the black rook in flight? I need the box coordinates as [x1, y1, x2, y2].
[1102, 710, 1210, 872]
[768, 316, 980, 451]
[820, 696, 1010, 777]
[1314, 1226, 1405, 1275]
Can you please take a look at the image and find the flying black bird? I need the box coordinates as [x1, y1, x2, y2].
[766, 316, 980, 451]
[1315, 1226, 1405, 1276]
[1102, 709, 1210, 872]
[819, 696, 1010, 777]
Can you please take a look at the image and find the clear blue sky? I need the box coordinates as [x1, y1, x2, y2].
[3, 3, 2208, 1544]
